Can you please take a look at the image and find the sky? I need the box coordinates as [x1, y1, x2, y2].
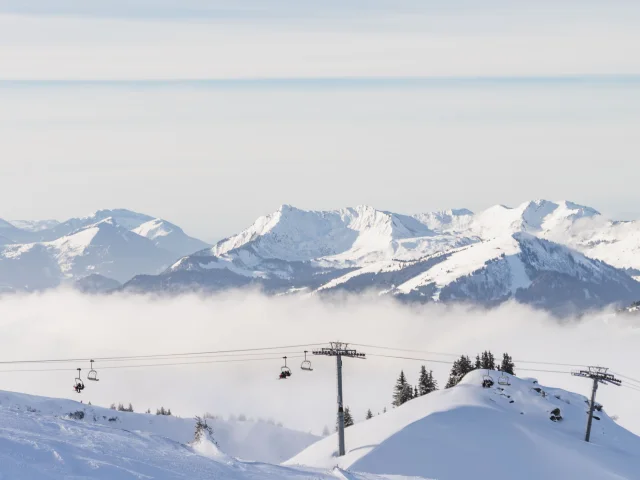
[1, 1, 640, 241]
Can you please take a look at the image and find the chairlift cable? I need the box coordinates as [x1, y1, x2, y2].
[0, 343, 327, 365]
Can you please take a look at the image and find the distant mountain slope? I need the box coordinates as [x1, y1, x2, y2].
[37, 209, 155, 241]
[0, 218, 38, 243]
[9, 219, 60, 232]
[287, 370, 640, 479]
[74, 273, 122, 293]
[133, 218, 210, 257]
[0, 218, 177, 289]
[126, 201, 640, 313]
[0, 209, 210, 291]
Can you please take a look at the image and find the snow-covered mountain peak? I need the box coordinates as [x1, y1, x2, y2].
[413, 208, 475, 233]
[84, 208, 154, 229]
[134, 218, 179, 239]
[471, 199, 601, 239]
[210, 205, 435, 264]
[134, 218, 210, 256]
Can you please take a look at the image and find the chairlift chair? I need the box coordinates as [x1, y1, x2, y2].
[498, 370, 511, 386]
[87, 359, 99, 382]
[279, 356, 292, 380]
[300, 351, 313, 372]
[482, 370, 494, 388]
[74, 368, 85, 393]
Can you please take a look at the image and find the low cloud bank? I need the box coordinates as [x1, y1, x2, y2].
[0, 289, 638, 435]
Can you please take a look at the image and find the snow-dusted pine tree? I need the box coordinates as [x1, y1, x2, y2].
[392, 370, 414, 407]
[337, 407, 355, 430]
[480, 351, 496, 370]
[446, 355, 474, 388]
[366, 409, 373, 420]
[500, 353, 515, 375]
[344, 407, 354, 427]
[418, 366, 438, 395]
[192, 416, 215, 445]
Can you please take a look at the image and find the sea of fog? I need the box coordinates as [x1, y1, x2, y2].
[0, 290, 638, 436]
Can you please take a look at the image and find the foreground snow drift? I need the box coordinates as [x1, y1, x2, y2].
[0, 390, 421, 480]
[287, 371, 640, 480]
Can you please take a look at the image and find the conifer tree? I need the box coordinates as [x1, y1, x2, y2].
[418, 366, 438, 395]
[322, 425, 330, 436]
[366, 409, 373, 420]
[445, 355, 474, 388]
[337, 407, 355, 430]
[480, 351, 496, 370]
[475, 354, 482, 369]
[392, 370, 414, 406]
[500, 353, 515, 375]
[192, 416, 215, 444]
[344, 407, 354, 427]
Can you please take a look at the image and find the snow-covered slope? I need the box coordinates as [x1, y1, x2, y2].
[0, 389, 414, 480]
[126, 201, 640, 313]
[133, 218, 210, 257]
[287, 370, 640, 479]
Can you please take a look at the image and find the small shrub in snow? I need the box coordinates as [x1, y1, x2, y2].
[68, 410, 85, 420]
[550, 408, 563, 422]
[108, 417, 117, 422]
[192, 416, 216, 445]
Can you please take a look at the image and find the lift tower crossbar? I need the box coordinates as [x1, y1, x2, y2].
[313, 342, 365, 457]
[571, 366, 621, 442]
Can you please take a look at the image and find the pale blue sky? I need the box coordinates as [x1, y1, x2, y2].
[0, 2, 639, 240]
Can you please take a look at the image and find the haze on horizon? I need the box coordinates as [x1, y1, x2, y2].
[1, 0, 639, 241]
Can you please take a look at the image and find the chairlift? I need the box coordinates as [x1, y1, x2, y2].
[300, 351, 313, 371]
[482, 369, 494, 388]
[87, 359, 99, 382]
[279, 356, 292, 380]
[73, 368, 85, 393]
[498, 370, 511, 386]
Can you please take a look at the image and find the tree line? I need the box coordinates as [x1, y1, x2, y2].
[356, 351, 516, 420]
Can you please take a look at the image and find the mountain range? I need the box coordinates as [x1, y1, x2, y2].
[0, 209, 209, 291]
[4, 200, 640, 313]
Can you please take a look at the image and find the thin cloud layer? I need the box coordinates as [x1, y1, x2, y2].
[0, 289, 637, 435]
[1, 0, 640, 79]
